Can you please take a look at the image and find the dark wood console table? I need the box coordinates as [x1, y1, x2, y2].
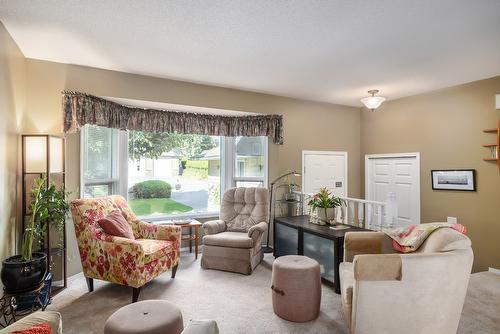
[273, 215, 368, 294]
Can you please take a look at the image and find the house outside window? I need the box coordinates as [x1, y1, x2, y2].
[81, 125, 268, 220]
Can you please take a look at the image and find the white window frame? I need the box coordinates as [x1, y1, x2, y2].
[80, 126, 127, 198]
[228, 136, 268, 188]
[81, 127, 268, 220]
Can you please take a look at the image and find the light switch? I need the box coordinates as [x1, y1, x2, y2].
[447, 216, 458, 224]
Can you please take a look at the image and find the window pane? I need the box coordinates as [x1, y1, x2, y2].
[128, 132, 221, 217]
[83, 184, 111, 199]
[236, 181, 264, 188]
[235, 136, 266, 178]
[83, 125, 115, 180]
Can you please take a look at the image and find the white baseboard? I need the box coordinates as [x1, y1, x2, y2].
[488, 267, 500, 275]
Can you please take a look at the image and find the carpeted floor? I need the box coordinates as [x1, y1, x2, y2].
[47, 252, 500, 334]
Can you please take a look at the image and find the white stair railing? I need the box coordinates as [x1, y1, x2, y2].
[303, 192, 398, 231]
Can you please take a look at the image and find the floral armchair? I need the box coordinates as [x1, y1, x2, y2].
[70, 195, 181, 302]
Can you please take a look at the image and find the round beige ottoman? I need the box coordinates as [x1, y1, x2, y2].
[104, 300, 183, 334]
[271, 255, 321, 322]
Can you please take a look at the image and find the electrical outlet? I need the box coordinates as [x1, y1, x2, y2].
[447, 216, 457, 224]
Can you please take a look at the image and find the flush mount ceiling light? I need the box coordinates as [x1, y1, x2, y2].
[361, 89, 386, 111]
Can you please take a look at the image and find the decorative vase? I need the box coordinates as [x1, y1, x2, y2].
[1, 252, 47, 293]
[316, 207, 335, 224]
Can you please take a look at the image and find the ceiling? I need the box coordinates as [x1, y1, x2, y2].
[1, 0, 500, 106]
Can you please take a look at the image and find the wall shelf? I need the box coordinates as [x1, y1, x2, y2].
[482, 117, 499, 172]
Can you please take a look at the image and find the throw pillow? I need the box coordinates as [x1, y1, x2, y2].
[98, 210, 135, 239]
[11, 322, 53, 334]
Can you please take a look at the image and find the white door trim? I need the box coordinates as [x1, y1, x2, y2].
[302, 150, 348, 197]
[365, 152, 421, 224]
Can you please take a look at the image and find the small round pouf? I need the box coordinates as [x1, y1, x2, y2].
[271, 255, 321, 322]
[104, 300, 183, 334]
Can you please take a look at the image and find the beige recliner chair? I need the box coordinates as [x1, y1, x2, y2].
[340, 228, 473, 334]
[201, 187, 269, 275]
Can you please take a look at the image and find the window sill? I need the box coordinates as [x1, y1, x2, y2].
[140, 211, 220, 222]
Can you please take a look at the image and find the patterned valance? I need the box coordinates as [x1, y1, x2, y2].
[62, 92, 284, 144]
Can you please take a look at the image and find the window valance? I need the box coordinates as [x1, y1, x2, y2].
[62, 91, 284, 144]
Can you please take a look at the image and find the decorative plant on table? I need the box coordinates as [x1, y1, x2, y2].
[1, 176, 69, 293]
[308, 187, 343, 225]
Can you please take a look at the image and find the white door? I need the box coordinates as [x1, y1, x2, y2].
[302, 151, 347, 197]
[365, 153, 420, 227]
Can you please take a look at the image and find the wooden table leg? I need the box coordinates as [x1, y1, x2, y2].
[189, 226, 192, 253]
[195, 225, 199, 260]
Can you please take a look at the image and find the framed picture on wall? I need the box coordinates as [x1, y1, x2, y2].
[431, 169, 476, 191]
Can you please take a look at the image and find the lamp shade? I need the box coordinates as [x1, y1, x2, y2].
[49, 136, 64, 173]
[24, 136, 48, 173]
[361, 96, 386, 110]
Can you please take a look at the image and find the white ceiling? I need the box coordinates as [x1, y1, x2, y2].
[1, 0, 500, 106]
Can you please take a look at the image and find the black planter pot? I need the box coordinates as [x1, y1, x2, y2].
[1, 252, 47, 293]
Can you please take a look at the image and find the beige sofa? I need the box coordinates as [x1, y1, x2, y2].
[0, 311, 62, 334]
[201, 187, 269, 275]
[340, 228, 473, 334]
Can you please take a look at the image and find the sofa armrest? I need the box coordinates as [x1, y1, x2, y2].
[134, 221, 182, 243]
[248, 222, 268, 245]
[344, 231, 393, 262]
[182, 320, 219, 334]
[353, 254, 402, 281]
[0, 311, 62, 334]
[203, 220, 226, 235]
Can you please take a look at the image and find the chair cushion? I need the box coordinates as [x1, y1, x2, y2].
[136, 239, 175, 263]
[98, 210, 135, 239]
[203, 232, 254, 249]
[339, 262, 354, 329]
[220, 187, 268, 232]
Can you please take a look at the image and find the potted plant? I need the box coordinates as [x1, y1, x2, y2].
[308, 187, 343, 225]
[1, 177, 69, 293]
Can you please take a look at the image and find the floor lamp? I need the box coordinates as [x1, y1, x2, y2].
[262, 171, 301, 253]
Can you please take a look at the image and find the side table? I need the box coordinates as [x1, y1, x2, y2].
[153, 219, 202, 260]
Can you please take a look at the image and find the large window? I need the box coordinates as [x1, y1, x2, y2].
[81, 125, 119, 198]
[81, 125, 267, 219]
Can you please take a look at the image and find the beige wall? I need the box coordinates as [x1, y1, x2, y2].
[23, 59, 361, 276]
[361, 76, 500, 272]
[0, 22, 25, 271]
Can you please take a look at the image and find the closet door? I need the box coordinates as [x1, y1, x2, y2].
[365, 153, 421, 227]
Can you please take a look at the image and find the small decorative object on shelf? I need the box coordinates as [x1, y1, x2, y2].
[307, 187, 343, 225]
